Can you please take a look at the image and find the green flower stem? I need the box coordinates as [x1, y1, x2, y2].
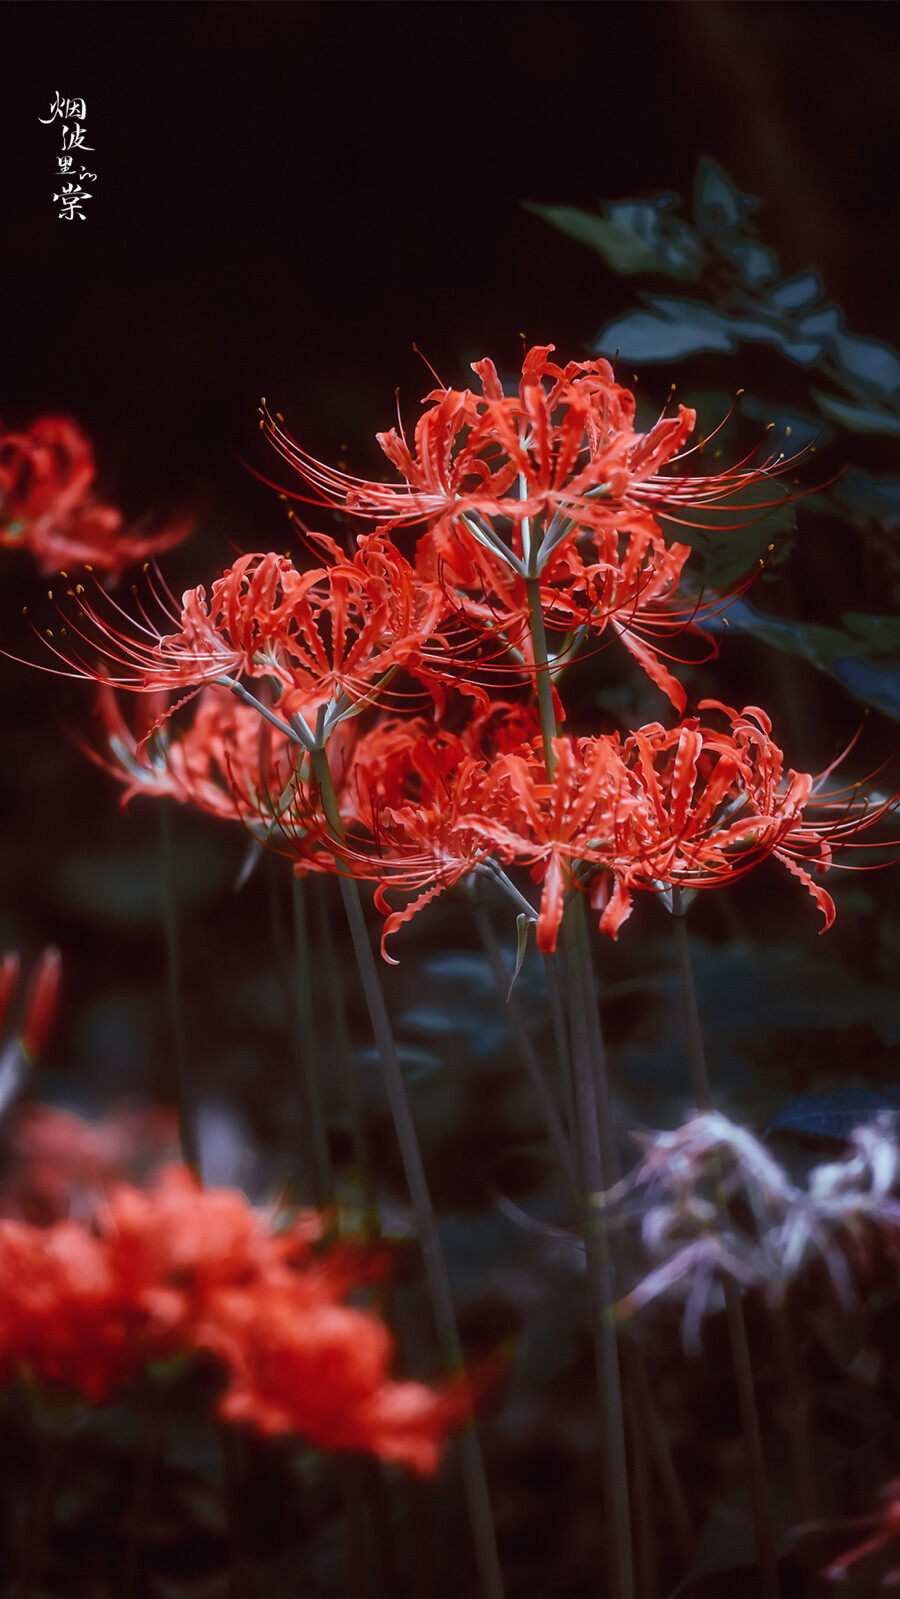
[119, 1380, 165, 1599]
[542, 953, 579, 1163]
[525, 565, 634, 1599]
[670, 889, 713, 1112]
[669, 893, 780, 1599]
[578, 900, 620, 1183]
[525, 576, 559, 778]
[563, 901, 635, 1599]
[308, 743, 504, 1599]
[471, 898, 578, 1201]
[265, 857, 332, 1206]
[292, 873, 334, 1204]
[159, 803, 200, 1175]
[314, 875, 370, 1185]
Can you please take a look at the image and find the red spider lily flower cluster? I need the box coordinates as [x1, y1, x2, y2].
[0, 417, 190, 577]
[0, 1164, 475, 1472]
[21, 346, 894, 957]
[272, 700, 888, 957]
[263, 345, 786, 711]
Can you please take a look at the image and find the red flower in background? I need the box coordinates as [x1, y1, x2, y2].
[0, 417, 190, 576]
[0, 1163, 477, 1473]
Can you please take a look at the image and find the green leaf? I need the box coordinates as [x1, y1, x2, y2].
[817, 469, 900, 529]
[595, 296, 829, 367]
[768, 271, 822, 310]
[812, 389, 900, 436]
[693, 157, 754, 234]
[594, 302, 739, 363]
[717, 600, 900, 720]
[768, 1088, 900, 1140]
[664, 479, 796, 590]
[507, 913, 531, 1001]
[523, 199, 703, 279]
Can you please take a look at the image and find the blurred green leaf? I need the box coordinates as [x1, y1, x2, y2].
[665, 479, 796, 590]
[716, 600, 900, 719]
[523, 198, 703, 279]
[58, 833, 228, 925]
[811, 389, 900, 435]
[768, 272, 822, 310]
[693, 157, 754, 235]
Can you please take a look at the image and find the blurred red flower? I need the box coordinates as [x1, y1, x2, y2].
[0, 417, 189, 576]
[0, 1165, 476, 1472]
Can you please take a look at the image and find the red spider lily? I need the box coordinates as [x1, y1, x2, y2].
[262, 346, 785, 549]
[0, 948, 62, 1124]
[262, 348, 791, 709]
[91, 681, 299, 822]
[0, 946, 61, 1064]
[311, 704, 898, 958]
[43, 539, 456, 729]
[419, 512, 694, 711]
[272, 704, 543, 954]
[0, 1165, 477, 1472]
[587, 701, 898, 937]
[210, 1273, 478, 1472]
[0, 416, 189, 576]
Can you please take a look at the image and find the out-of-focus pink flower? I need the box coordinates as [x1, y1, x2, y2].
[1, 1103, 178, 1221]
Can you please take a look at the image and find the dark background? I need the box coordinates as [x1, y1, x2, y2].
[2, 0, 900, 1123]
[5, 0, 900, 522]
[3, 8, 900, 1596]
[3, 0, 900, 1133]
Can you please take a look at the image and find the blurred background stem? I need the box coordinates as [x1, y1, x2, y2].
[309, 742, 504, 1599]
[159, 802, 199, 1175]
[670, 890, 780, 1599]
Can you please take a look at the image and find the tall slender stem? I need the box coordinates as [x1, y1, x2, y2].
[471, 898, 577, 1200]
[315, 875, 370, 1184]
[542, 953, 578, 1162]
[265, 858, 332, 1205]
[525, 562, 634, 1598]
[670, 895, 780, 1598]
[564, 902, 634, 1599]
[670, 889, 713, 1112]
[291, 874, 333, 1202]
[525, 576, 558, 777]
[309, 744, 504, 1599]
[159, 803, 199, 1174]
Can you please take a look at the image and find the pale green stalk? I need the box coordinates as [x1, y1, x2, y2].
[265, 857, 332, 1205]
[471, 896, 577, 1201]
[308, 743, 503, 1599]
[525, 546, 634, 1599]
[159, 803, 199, 1174]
